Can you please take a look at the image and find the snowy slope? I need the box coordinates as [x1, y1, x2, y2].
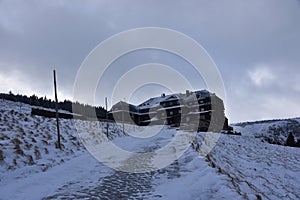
[1, 99, 300, 199]
[198, 134, 300, 200]
[233, 118, 300, 145]
[0, 100, 241, 199]
[0, 99, 123, 180]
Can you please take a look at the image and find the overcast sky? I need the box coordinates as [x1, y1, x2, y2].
[1, 0, 300, 123]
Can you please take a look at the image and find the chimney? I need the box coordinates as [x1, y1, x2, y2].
[186, 90, 190, 96]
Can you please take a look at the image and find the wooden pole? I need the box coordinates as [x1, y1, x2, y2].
[53, 70, 61, 149]
[105, 97, 109, 137]
[122, 101, 124, 133]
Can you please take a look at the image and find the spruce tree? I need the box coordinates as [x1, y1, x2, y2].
[295, 139, 300, 148]
[285, 133, 295, 147]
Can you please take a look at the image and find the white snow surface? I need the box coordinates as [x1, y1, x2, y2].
[204, 134, 300, 200]
[1, 99, 299, 199]
[233, 118, 300, 145]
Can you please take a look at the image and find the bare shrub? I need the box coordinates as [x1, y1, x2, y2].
[13, 158, 17, 166]
[0, 134, 9, 140]
[69, 135, 77, 141]
[14, 144, 24, 156]
[24, 142, 32, 150]
[12, 138, 22, 145]
[34, 146, 41, 160]
[41, 140, 48, 145]
[0, 149, 4, 161]
[27, 155, 35, 165]
[41, 163, 51, 172]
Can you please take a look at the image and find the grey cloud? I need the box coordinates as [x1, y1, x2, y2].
[0, 0, 299, 122]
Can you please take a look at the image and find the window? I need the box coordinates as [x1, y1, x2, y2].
[186, 117, 190, 122]
[162, 112, 165, 117]
[170, 111, 173, 115]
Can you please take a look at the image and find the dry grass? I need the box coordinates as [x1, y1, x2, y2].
[44, 148, 49, 154]
[24, 142, 33, 150]
[34, 146, 41, 160]
[27, 155, 35, 165]
[0, 149, 4, 161]
[31, 137, 37, 143]
[14, 144, 25, 156]
[41, 139, 48, 145]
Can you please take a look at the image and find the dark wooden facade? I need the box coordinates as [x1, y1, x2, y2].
[108, 90, 232, 132]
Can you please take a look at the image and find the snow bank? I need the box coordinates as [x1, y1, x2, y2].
[199, 134, 300, 199]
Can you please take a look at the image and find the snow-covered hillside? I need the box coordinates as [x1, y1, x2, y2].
[1, 99, 299, 199]
[200, 134, 300, 199]
[0, 100, 123, 180]
[0, 100, 240, 199]
[233, 118, 300, 145]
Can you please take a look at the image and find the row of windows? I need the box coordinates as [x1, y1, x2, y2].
[160, 108, 209, 117]
[160, 109, 181, 117]
[161, 101, 179, 107]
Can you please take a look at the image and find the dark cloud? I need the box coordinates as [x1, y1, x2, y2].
[0, 0, 299, 122]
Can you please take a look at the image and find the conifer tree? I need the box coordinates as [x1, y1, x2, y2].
[285, 132, 295, 147]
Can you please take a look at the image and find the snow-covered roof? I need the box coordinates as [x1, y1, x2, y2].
[195, 89, 211, 97]
[113, 90, 213, 112]
[137, 94, 180, 109]
[111, 101, 138, 111]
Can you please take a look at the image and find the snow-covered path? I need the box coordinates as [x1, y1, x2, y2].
[0, 128, 240, 199]
[0, 153, 112, 200]
[43, 128, 239, 199]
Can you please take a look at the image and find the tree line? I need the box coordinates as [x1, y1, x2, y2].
[285, 132, 300, 148]
[0, 91, 107, 119]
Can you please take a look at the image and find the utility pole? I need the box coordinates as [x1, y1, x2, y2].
[53, 70, 61, 149]
[122, 100, 125, 133]
[105, 97, 109, 137]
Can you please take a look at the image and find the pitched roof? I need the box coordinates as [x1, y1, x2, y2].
[137, 94, 176, 109]
[111, 90, 213, 111]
